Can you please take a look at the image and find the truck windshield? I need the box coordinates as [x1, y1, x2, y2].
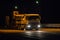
[26, 16, 40, 20]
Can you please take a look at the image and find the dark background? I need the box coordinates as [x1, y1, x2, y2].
[0, 0, 54, 26]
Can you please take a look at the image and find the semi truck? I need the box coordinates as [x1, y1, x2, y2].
[12, 11, 41, 30]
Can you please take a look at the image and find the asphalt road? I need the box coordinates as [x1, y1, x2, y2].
[0, 31, 60, 40]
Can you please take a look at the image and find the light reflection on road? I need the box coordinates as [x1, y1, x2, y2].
[23, 31, 47, 38]
[0, 30, 58, 40]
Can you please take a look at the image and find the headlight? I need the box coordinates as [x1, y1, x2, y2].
[37, 25, 41, 28]
[27, 25, 31, 28]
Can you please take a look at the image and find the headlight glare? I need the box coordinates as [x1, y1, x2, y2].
[37, 25, 41, 28]
[27, 25, 31, 28]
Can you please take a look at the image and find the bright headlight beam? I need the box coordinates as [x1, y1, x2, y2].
[37, 25, 41, 27]
[27, 25, 31, 28]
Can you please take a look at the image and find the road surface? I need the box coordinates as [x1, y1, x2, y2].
[0, 31, 60, 40]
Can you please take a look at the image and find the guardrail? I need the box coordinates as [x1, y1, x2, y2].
[42, 24, 60, 27]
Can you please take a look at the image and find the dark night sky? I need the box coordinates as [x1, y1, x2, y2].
[0, 0, 56, 26]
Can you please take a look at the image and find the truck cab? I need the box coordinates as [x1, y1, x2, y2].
[25, 14, 41, 30]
